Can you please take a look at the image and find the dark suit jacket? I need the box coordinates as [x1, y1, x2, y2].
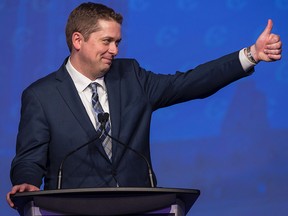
[10, 51, 251, 189]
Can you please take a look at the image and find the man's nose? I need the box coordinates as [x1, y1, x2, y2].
[109, 43, 118, 56]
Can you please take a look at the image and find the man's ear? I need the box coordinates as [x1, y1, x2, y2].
[72, 32, 83, 51]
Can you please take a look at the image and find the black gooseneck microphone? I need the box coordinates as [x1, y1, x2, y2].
[98, 113, 155, 188]
[57, 121, 105, 189]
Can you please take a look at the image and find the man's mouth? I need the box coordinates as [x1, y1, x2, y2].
[102, 57, 113, 64]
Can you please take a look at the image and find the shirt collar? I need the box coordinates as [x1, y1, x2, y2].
[65, 57, 106, 92]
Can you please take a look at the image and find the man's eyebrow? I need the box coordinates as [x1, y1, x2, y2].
[102, 36, 121, 41]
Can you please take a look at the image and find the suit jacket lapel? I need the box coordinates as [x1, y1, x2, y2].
[105, 64, 123, 164]
[55, 62, 97, 140]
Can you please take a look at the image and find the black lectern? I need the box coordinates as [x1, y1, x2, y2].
[11, 187, 200, 216]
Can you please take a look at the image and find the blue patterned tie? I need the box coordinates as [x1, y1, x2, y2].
[90, 82, 112, 160]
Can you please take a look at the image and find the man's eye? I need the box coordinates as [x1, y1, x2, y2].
[116, 41, 121, 47]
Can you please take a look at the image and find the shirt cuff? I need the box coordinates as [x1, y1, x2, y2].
[239, 48, 256, 72]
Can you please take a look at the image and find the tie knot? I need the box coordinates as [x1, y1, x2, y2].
[90, 82, 98, 94]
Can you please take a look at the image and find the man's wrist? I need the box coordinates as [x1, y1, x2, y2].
[239, 48, 256, 72]
[244, 46, 258, 64]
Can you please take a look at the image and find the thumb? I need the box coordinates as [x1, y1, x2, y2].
[262, 19, 273, 35]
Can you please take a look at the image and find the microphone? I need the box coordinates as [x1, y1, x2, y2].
[98, 113, 155, 188]
[56, 126, 105, 189]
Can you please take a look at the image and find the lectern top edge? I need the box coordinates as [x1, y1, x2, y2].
[11, 187, 200, 216]
[12, 187, 200, 197]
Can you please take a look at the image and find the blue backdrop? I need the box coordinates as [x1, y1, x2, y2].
[1, 0, 287, 215]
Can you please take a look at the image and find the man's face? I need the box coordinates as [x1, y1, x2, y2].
[74, 19, 122, 79]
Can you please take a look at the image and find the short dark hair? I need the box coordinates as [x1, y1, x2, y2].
[65, 2, 123, 52]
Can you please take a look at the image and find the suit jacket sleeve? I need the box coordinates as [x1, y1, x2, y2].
[11, 87, 50, 187]
[130, 51, 252, 111]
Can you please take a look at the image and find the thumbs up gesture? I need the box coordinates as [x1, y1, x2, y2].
[250, 19, 282, 63]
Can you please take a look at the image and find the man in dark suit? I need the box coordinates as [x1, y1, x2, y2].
[7, 2, 282, 208]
